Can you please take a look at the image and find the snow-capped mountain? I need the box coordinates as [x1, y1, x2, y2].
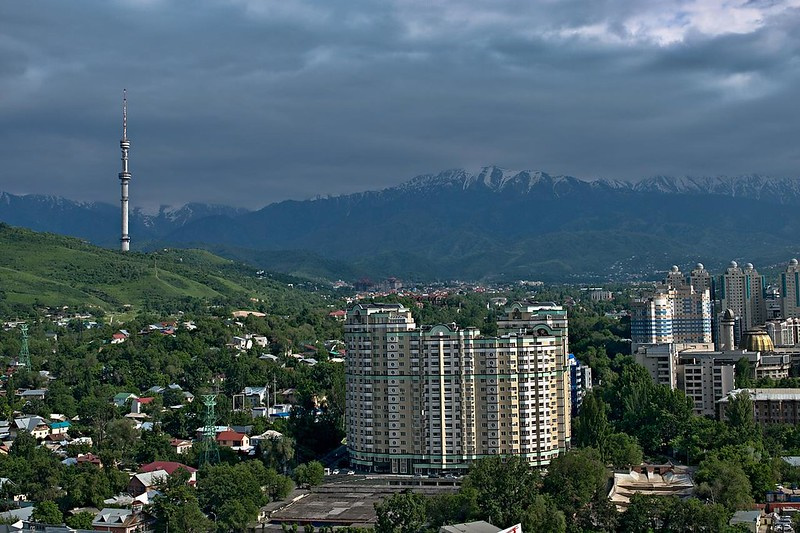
[3, 166, 800, 281]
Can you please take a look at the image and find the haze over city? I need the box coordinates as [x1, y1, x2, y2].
[2, 0, 800, 209]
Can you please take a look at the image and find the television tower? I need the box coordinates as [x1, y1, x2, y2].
[119, 90, 131, 252]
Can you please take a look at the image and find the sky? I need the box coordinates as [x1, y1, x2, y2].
[1, 0, 799, 210]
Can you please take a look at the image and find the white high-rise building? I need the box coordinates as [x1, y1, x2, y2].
[782, 259, 800, 319]
[718, 261, 766, 333]
[345, 302, 571, 474]
[631, 265, 712, 347]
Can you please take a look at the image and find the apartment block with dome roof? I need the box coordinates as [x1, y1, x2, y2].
[782, 259, 800, 319]
[717, 260, 767, 336]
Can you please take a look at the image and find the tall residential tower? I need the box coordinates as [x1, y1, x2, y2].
[119, 90, 131, 252]
[345, 302, 571, 475]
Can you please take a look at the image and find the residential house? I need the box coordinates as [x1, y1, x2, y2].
[14, 416, 49, 440]
[127, 470, 168, 497]
[131, 397, 155, 415]
[169, 439, 193, 455]
[328, 310, 347, 320]
[216, 430, 250, 449]
[49, 420, 70, 437]
[77, 453, 103, 468]
[17, 389, 47, 402]
[250, 430, 284, 448]
[110, 330, 130, 344]
[112, 393, 138, 408]
[92, 508, 154, 533]
[0, 478, 25, 502]
[240, 386, 269, 409]
[139, 461, 197, 484]
[729, 510, 763, 533]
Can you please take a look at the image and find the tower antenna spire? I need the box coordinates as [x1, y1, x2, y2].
[119, 90, 132, 252]
[122, 89, 127, 140]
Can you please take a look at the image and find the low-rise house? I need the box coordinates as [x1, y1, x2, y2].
[49, 420, 70, 436]
[0, 478, 25, 502]
[77, 453, 103, 468]
[250, 430, 284, 448]
[17, 389, 48, 402]
[729, 510, 762, 533]
[139, 461, 197, 484]
[131, 397, 155, 415]
[194, 425, 231, 440]
[110, 330, 129, 344]
[328, 310, 347, 320]
[112, 393, 138, 408]
[229, 335, 253, 351]
[127, 470, 169, 497]
[241, 386, 269, 408]
[0, 506, 33, 528]
[216, 430, 250, 449]
[169, 438, 193, 455]
[92, 508, 154, 533]
[14, 416, 49, 440]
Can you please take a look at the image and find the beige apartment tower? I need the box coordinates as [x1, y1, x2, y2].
[345, 302, 571, 474]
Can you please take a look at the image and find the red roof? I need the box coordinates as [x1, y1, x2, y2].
[216, 430, 246, 442]
[140, 461, 197, 475]
[328, 310, 346, 317]
[136, 397, 155, 404]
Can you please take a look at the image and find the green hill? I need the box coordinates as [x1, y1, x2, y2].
[0, 223, 328, 315]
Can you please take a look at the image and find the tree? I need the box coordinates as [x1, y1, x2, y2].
[31, 500, 63, 525]
[695, 457, 754, 512]
[573, 392, 609, 453]
[261, 436, 296, 474]
[425, 488, 479, 529]
[461, 456, 540, 528]
[293, 461, 324, 487]
[522, 494, 566, 533]
[604, 432, 644, 469]
[724, 390, 757, 440]
[149, 468, 212, 533]
[735, 357, 753, 388]
[542, 448, 608, 524]
[374, 490, 427, 533]
[65, 511, 95, 530]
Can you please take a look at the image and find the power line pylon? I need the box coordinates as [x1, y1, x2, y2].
[200, 394, 220, 465]
[18, 324, 30, 370]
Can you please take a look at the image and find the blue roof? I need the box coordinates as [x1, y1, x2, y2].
[50, 421, 71, 429]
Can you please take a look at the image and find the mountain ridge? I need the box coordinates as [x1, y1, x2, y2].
[3, 167, 800, 281]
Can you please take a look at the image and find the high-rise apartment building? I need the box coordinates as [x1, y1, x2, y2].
[718, 261, 766, 333]
[782, 259, 800, 319]
[345, 302, 571, 474]
[631, 266, 712, 347]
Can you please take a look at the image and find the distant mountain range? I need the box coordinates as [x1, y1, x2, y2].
[4, 167, 800, 282]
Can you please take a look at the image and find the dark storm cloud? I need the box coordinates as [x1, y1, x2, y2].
[0, 0, 799, 209]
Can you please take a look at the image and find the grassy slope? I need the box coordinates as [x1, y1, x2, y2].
[0, 224, 322, 312]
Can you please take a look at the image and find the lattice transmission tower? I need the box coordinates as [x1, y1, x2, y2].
[200, 394, 220, 465]
[18, 324, 30, 370]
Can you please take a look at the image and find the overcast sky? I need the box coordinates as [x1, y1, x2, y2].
[1, 0, 799, 209]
